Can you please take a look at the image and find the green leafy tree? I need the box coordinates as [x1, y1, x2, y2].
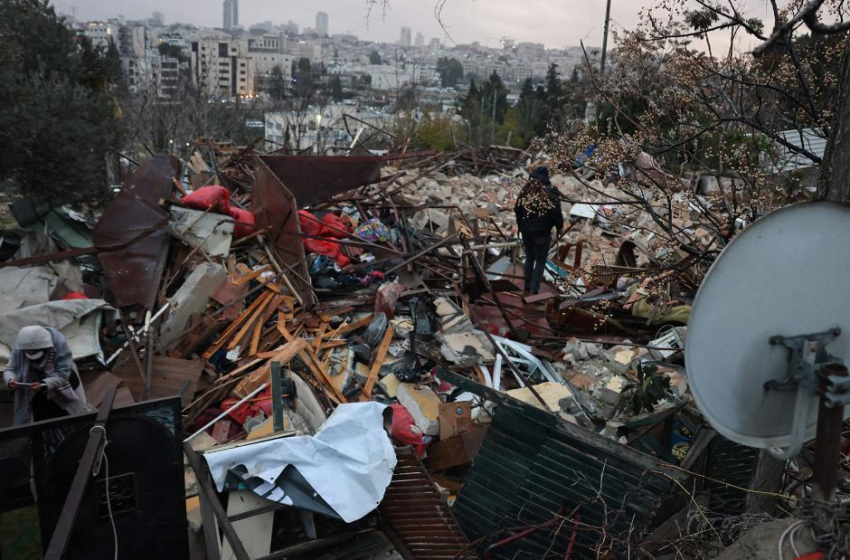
[269, 64, 287, 101]
[330, 75, 343, 102]
[436, 57, 464, 88]
[513, 78, 546, 144]
[480, 71, 508, 125]
[414, 114, 455, 151]
[0, 0, 123, 206]
[369, 50, 382, 65]
[292, 57, 314, 98]
[459, 79, 483, 143]
[545, 63, 563, 110]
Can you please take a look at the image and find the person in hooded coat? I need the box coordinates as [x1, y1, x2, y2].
[3, 326, 89, 425]
[514, 167, 565, 295]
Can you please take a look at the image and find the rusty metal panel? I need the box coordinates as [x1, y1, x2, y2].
[257, 155, 382, 207]
[380, 447, 473, 560]
[252, 158, 316, 307]
[92, 155, 179, 309]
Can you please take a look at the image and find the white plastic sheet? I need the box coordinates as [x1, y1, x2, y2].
[203, 402, 396, 523]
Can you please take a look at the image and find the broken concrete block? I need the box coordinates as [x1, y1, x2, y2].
[604, 345, 648, 374]
[664, 370, 688, 398]
[434, 296, 474, 334]
[186, 496, 203, 532]
[563, 337, 589, 365]
[437, 330, 495, 367]
[159, 262, 227, 348]
[592, 375, 628, 406]
[397, 383, 441, 436]
[378, 372, 401, 398]
[565, 371, 596, 391]
[506, 381, 576, 422]
[189, 431, 218, 453]
[715, 519, 817, 560]
[601, 420, 623, 439]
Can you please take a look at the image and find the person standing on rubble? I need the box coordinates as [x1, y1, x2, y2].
[3, 326, 88, 425]
[515, 167, 565, 295]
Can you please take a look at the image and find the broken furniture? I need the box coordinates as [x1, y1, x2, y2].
[0, 395, 188, 560]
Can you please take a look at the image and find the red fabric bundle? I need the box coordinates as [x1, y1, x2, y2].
[182, 186, 231, 214]
[304, 238, 350, 267]
[320, 213, 352, 239]
[228, 207, 255, 238]
[61, 291, 88, 300]
[298, 210, 325, 237]
[389, 403, 427, 456]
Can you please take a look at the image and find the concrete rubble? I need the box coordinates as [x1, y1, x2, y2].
[0, 144, 843, 560]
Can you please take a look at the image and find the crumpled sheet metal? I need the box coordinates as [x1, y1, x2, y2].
[92, 154, 180, 309]
[0, 299, 111, 366]
[203, 402, 396, 523]
[257, 155, 382, 208]
[252, 158, 316, 307]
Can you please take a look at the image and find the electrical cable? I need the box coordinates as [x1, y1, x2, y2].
[90, 424, 118, 560]
[104, 449, 118, 560]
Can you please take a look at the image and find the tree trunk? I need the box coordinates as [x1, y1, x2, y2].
[818, 37, 850, 201]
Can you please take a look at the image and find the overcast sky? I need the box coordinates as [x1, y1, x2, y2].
[70, 0, 778, 49]
[68, 0, 641, 48]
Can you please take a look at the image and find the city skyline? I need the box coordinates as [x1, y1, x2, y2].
[70, 0, 650, 50]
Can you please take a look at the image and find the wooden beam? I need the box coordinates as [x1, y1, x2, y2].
[233, 338, 308, 397]
[117, 309, 147, 388]
[232, 265, 272, 286]
[312, 322, 328, 351]
[184, 443, 251, 560]
[227, 291, 275, 351]
[336, 314, 374, 335]
[202, 291, 273, 359]
[361, 326, 395, 400]
[297, 349, 345, 405]
[44, 390, 116, 560]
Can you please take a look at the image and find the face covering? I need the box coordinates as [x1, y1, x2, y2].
[25, 351, 44, 361]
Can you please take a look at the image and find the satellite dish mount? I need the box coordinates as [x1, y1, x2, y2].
[765, 328, 850, 465]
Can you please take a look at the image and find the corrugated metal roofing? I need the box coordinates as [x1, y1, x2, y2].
[380, 447, 473, 559]
[705, 436, 758, 515]
[440, 369, 686, 559]
[771, 128, 827, 172]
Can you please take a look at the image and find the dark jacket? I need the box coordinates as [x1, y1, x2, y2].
[515, 183, 564, 238]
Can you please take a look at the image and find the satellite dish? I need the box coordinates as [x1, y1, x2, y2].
[686, 202, 850, 457]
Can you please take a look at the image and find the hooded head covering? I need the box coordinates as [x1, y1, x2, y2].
[531, 166, 551, 185]
[16, 326, 54, 351]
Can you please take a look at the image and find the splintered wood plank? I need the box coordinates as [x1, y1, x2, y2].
[249, 295, 284, 357]
[276, 323, 346, 404]
[202, 290, 272, 359]
[233, 338, 308, 397]
[113, 356, 204, 406]
[361, 326, 395, 401]
[226, 291, 275, 351]
[312, 322, 328, 351]
[319, 340, 347, 350]
[231, 265, 271, 286]
[336, 314, 374, 335]
[297, 349, 345, 405]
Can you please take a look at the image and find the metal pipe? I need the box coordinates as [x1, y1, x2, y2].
[184, 383, 268, 443]
[812, 363, 848, 502]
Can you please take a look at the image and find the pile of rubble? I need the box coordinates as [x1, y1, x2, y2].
[0, 143, 827, 560]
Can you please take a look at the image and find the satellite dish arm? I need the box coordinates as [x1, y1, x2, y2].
[767, 384, 814, 460]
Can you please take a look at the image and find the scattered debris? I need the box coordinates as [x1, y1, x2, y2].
[0, 144, 832, 559]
